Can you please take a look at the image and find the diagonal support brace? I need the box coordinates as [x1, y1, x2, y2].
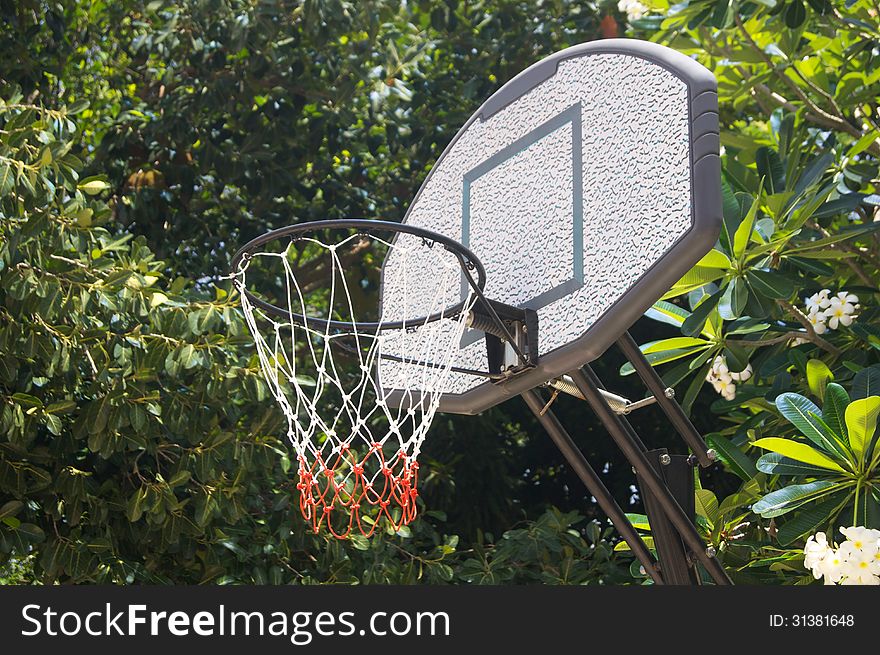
[522, 389, 664, 585]
[568, 366, 732, 585]
[617, 332, 717, 467]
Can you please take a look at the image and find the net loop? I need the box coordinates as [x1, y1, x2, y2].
[233, 225, 477, 538]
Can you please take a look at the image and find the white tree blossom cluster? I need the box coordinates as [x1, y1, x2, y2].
[804, 290, 859, 335]
[705, 354, 752, 401]
[617, 0, 649, 22]
[804, 526, 880, 585]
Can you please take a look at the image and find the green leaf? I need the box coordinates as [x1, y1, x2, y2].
[823, 383, 850, 440]
[751, 438, 846, 472]
[12, 393, 42, 409]
[745, 269, 795, 300]
[723, 342, 750, 373]
[78, 176, 111, 195]
[168, 471, 192, 487]
[752, 481, 838, 518]
[792, 151, 834, 199]
[644, 301, 691, 328]
[67, 99, 90, 115]
[0, 500, 24, 519]
[695, 488, 719, 526]
[624, 513, 651, 531]
[852, 365, 880, 400]
[844, 397, 880, 464]
[706, 433, 758, 481]
[0, 163, 14, 195]
[755, 147, 785, 194]
[718, 276, 747, 319]
[88, 395, 111, 436]
[150, 292, 169, 308]
[733, 192, 761, 258]
[805, 359, 833, 399]
[756, 452, 831, 476]
[681, 289, 722, 337]
[720, 178, 742, 253]
[46, 399, 77, 414]
[846, 130, 879, 158]
[641, 337, 711, 354]
[776, 494, 846, 546]
[619, 347, 705, 376]
[45, 414, 62, 435]
[784, 0, 807, 28]
[774, 393, 849, 462]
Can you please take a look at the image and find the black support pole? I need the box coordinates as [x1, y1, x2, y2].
[617, 332, 715, 467]
[568, 367, 733, 585]
[521, 389, 664, 585]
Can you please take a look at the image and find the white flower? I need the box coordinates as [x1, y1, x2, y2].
[835, 291, 859, 306]
[730, 364, 752, 382]
[807, 308, 828, 334]
[839, 526, 880, 554]
[805, 526, 880, 584]
[839, 557, 879, 585]
[617, 0, 648, 21]
[805, 289, 832, 313]
[824, 294, 859, 330]
[804, 532, 831, 578]
[705, 355, 751, 400]
[816, 548, 847, 584]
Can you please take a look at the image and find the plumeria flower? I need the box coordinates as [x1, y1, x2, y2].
[617, 0, 648, 21]
[807, 308, 828, 334]
[839, 557, 879, 585]
[717, 378, 736, 401]
[824, 293, 859, 330]
[817, 548, 846, 584]
[804, 532, 830, 577]
[805, 289, 832, 313]
[835, 291, 859, 306]
[729, 364, 752, 382]
[705, 355, 750, 400]
[804, 526, 880, 584]
[840, 526, 880, 552]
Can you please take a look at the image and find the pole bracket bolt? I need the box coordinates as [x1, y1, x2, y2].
[659, 453, 672, 465]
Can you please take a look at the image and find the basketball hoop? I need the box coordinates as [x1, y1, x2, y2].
[230, 219, 484, 537]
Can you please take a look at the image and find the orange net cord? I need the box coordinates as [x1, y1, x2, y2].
[296, 445, 419, 538]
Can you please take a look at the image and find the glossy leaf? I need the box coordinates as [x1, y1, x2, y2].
[844, 397, 880, 464]
[750, 438, 846, 472]
[752, 481, 838, 518]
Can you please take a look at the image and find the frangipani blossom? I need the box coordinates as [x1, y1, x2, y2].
[705, 355, 751, 401]
[617, 0, 649, 21]
[824, 295, 859, 330]
[803, 526, 880, 585]
[803, 289, 860, 333]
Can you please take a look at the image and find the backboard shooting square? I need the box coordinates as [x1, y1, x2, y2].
[459, 102, 584, 348]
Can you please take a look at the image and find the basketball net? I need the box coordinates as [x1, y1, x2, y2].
[233, 232, 475, 537]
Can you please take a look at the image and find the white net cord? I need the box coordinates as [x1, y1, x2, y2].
[233, 232, 475, 537]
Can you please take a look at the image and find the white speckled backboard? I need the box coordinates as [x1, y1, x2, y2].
[379, 39, 721, 415]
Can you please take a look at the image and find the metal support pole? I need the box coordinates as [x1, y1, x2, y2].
[568, 367, 733, 585]
[617, 331, 715, 467]
[521, 389, 664, 584]
[637, 450, 699, 585]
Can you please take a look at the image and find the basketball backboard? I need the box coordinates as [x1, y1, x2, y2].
[378, 39, 721, 415]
